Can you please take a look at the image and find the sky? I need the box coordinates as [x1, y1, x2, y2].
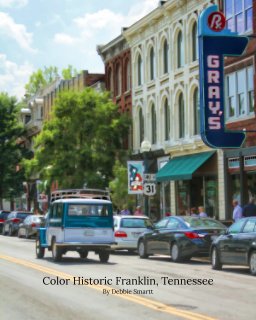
[0, 0, 159, 100]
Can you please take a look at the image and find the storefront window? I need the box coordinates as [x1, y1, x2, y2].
[176, 180, 190, 215]
[204, 177, 218, 219]
[176, 176, 218, 218]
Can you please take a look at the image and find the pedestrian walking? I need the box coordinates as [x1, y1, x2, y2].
[242, 197, 256, 217]
[232, 199, 243, 222]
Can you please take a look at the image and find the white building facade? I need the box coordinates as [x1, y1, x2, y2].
[124, 0, 227, 220]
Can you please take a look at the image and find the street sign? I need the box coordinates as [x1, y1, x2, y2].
[144, 174, 156, 181]
[207, 11, 226, 32]
[144, 183, 156, 196]
[198, 5, 248, 148]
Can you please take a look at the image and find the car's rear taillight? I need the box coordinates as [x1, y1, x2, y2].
[31, 223, 36, 227]
[12, 218, 21, 223]
[184, 232, 200, 239]
[114, 231, 127, 238]
[0, 219, 4, 223]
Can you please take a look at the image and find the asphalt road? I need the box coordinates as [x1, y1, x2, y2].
[0, 235, 255, 320]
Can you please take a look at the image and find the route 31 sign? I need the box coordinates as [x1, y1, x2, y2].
[144, 183, 156, 196]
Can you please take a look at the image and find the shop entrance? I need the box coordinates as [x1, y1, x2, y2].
[176, 176, 218, 217]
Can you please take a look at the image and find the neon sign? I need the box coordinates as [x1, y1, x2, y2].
[198, 5, 248, 148]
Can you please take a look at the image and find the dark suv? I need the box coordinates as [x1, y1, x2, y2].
[0, 210, 10, 233]
[2, 211, 33, 236]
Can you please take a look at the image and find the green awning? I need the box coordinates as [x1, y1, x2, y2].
[156, 151, 215, 182]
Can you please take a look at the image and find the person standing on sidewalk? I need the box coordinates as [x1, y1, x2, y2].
[198, 206, 207, 218]
[232, 199, 243, 222]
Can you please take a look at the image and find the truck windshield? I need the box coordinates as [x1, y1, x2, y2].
[67, 204, 110, 217]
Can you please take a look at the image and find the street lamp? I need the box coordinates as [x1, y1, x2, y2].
[141, 140, 151, 216]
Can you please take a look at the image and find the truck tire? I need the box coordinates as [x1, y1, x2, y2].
[99, 251, 109, 263]
[79, 251, 88, 259]
[52, 238, 62, 262]
[36, 238, 45, 259]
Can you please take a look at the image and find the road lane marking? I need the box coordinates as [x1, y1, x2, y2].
[0, 254, 217, 320]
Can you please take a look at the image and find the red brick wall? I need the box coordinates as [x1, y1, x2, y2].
[105, 49, 132, 114]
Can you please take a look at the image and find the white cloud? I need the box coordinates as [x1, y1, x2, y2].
[74, 9, 124, 36]
[53, 0, 159, 45]
[0, 0, 28, 8]
[54, 33, 78, 45]
[0, 12, 36, 53]
[0, 53, 34, 99]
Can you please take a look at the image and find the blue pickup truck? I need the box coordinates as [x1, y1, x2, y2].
[36, 197, 115, 263]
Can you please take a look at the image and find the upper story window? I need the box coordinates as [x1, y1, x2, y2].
[164, 98, 170, 140]
[125, 60, 131, 92]
[192, 22, 198, 62]
[139, 108, 144, 145]
[108, 68, 113, 94]
[163, 39, 169, 74]
[177, 31, 184, 68]
[149, 47, 155, 81]
[151, 104, 157, 144]
[137, 54, 143, 86]
[226, 65, 254, 120]
[225, 0, 252, 34]
[193, 88, 200, 135]
[116, 64, 121, 96]
[178, 93, 185, 138]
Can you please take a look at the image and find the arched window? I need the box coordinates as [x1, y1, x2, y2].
[193, 88, 200, 135]
[139, 108, 144, 145]
[116, 64, 121, 96]
[151, 104, 157, 144]
[192, 22, 198, 62]
[164, 98, 170, 140]
[125, 60, 131, 91]
[108, 68, 113, 93]
[178, 94, 185, 138]
[150, 47, 155, 80]
[163, 39, 169, 74]
[177, 31, 184, 68]
[137, 54, 143, 86]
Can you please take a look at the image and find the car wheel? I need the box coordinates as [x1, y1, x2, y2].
[18, 229, 22, 238]
[79, 251, 88, 259]
[8, 226, 13, 236]
[99, 251, 109, 263]
[171, 243, 182, 262]
[36, 238, 45, 259]
[249, 251, 256, 276]
[25, 229, 30, 239]
[52, 238, 62, 262]
[211, 247, 222, 270]
[2, 226, 7, 236]
[138, 240, 148, 259]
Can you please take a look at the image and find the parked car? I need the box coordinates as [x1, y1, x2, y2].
[137, 216, 227, 262]
[112, 215, 154, 252]
[210, 217, 256, 275]
[2, 211, 33, 236]
[0, 210, 10, 233]
[18, 215, 45, 239]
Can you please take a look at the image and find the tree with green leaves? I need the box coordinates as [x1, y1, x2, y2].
[23, 88, 130, 190]
[62, 65, 78, 79]
[0, 93, 29, 209]
[25, 65, 79, 98]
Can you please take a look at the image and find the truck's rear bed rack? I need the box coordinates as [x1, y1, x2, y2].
[51, 189, 110, 202]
